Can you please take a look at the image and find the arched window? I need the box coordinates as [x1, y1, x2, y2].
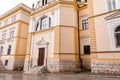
[35, 16, 51, 31]
[7, 45, 11, 55]
[36, 22, 40, 31]
[115, 26, 120, 46]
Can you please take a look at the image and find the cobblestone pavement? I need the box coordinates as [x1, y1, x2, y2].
[0, 71, 120, 80]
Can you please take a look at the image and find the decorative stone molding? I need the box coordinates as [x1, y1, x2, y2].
[47, 60, 80, 72]
[35, 38, 49, 46]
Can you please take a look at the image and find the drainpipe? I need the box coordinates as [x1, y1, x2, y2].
[76, 3, 83, 69]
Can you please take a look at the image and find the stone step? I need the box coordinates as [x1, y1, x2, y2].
[24, 65, 47, 75]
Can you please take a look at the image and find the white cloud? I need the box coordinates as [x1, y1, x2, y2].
[0, 0, 38, 15]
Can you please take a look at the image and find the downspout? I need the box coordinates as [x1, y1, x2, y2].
[76, 4, 83, 69]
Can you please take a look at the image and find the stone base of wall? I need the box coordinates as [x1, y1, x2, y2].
[82, 61, 91, 69]
[14, 60, 24, 71]
[47, 60, 80, 73]
[91, 61, 120, 74]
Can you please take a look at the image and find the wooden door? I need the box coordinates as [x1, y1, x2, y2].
[38, 48, 45, 66]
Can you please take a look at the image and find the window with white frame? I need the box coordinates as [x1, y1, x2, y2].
[41, 17, 50, 30]
[35, 16, 51, 31]
[0, 46, 3, 54]
[9, 30, 14, 38]
[107, 0, 116, 11]
[2, 31, 6, 40]
[82, 19, 88, 30]
[11, 15, 16, 22]
[115, 26, 120, 47]
[4, 19, 8, 25]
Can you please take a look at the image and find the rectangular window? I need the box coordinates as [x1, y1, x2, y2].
[41, 17, 49, 30]
[5, 60, 8, 66]
[107, 0, 116, 11]
[42, 0, 47, 6]
[9, 30, 14, 38]
[2, 32, 6, 40]
[76, 0, 87, 2]
[0, 46, 3, 54]
[4, 19, 8, 25]
[82, 19, 88, 30]
[11, 15, 16, 23]
[84, 45, 90, 54]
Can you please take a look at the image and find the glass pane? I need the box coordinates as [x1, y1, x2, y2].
[112, 0, 116, 10]
[116, 33, 120, 46]
[115, 26, 120, 32]
[108, 2, 112, 11]
[41, 17, 49, 30]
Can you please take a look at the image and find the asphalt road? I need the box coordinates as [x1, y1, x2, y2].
[0, 71, 120, 80]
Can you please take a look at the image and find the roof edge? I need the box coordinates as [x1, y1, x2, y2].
[0, 3, 32, 20]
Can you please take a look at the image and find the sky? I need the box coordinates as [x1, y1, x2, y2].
[0, 0, 38, 15]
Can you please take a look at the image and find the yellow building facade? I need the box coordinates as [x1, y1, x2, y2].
[0, 0, 91, 72]
[24, 0, 88, 72]
[0, 0, 120, 74]
[89, 0, 120, 74]
[0, 4, 31, 70]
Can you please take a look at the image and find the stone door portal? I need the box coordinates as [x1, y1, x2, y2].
[38, 48, 45, 66]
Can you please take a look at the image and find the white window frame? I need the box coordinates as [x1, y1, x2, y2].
[35, 16, 51, 31]
[41, 17, 49, 30]
[9, 30, 14, 38]
[82, 19, 88, 30]
[107, 0, 116, 11]
[2, 31, 6, 40]
[4, 19, 8, 25]
[0, 46, 3, 54]
[11, 15, 16, 23]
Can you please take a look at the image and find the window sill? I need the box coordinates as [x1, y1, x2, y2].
[81, 54, 91, 55]
[80, 29, 89, 31]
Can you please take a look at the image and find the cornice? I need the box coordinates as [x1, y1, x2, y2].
[31, 1, 77, 16]
[0, 20, 29, 30]
[0, 3, 31, 20]
[88, 9, 120, 19]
